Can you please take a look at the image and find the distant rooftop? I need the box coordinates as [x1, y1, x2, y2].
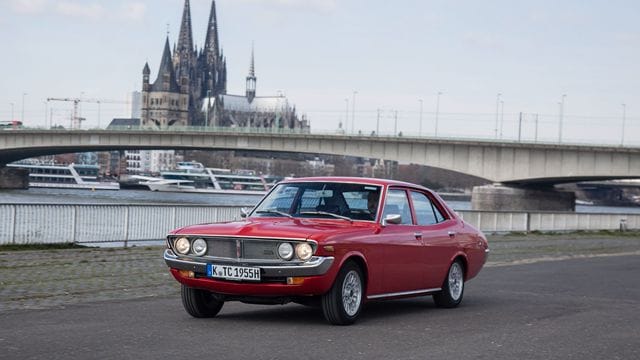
[107, 118, 140, 128]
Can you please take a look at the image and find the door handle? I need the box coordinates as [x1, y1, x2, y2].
[448, 231, 456, 237]
[414, 232, 423, 239]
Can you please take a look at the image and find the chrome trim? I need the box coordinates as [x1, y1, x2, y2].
[367, 288, 442, 300]
[167, 234, 309, 242]
[485, 248, 490, 253]
[164, 249, 334, 277]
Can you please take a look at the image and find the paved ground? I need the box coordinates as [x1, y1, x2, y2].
[0, 233, 639, 359]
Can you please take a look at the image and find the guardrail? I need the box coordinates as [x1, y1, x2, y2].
[1, 204, 638, 245]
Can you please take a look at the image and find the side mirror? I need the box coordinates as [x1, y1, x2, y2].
[240, 207, 250, 218]
[382, 214, 402, 226]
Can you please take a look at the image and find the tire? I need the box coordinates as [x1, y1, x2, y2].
[321, 261, 364, 325]
[181, 285, 224, 318]
[433, 260, 465, 308]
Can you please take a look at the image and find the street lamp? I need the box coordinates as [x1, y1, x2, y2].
[494, 93, 502, 139]
[621, 103, 627, 146]
[344, 98, 349, 132]
[499, 100, 505, 139]
[559, 94, 566, 143]
[351, 91, 358, 133]
[418, 99, 423, 136]
[21, 92, 27, 123]
[435, 91, 442, 137]
[206, 90, 211, 127]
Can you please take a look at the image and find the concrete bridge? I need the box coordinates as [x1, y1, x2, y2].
[2, 128, 639, 210]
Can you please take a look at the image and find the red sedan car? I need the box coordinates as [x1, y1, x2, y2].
[165, 177, 489, 325]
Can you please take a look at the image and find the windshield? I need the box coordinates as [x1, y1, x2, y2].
[252, 182, 382, 221]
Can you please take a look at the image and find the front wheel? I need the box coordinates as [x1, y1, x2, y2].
[433, 260, 465, 308]
[181, 285, 224, 318]
[321, 261, 364, 325]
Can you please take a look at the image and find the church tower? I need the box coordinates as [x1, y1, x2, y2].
[141, 37, 189, 128]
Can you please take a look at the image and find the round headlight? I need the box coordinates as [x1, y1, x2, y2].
[295, 243, 313, 261]
[192, 238, 207, 256]
[175, 237, 190, 255]
[277, 242, 294, 260]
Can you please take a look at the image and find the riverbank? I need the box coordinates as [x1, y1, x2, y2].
[1, 231, 639, 313]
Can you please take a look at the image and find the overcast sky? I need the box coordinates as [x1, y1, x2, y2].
[1, 0, 639, 145]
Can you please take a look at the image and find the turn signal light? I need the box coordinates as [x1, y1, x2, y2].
[179, 270, 195, 278]
[286, 277, 305, 285]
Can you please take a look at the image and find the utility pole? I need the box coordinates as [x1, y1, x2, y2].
[9, 102, 14, 121]
[494, 93, 501, 139]
[518, 112, 523, 142]
[394, 110, 398, 135]
[621, 103, 627, 146]
[21, 92, 27, 123]
[534, 113, 539, 142]
[499, 100, 504, 139]
[418, 99, 423, 136]
[376, 108, 380, 135]
[344, 98, 349, 132]
[559, 94, 566, 143]
[351, 91, 358, 133]
[435, 91, 442, 137]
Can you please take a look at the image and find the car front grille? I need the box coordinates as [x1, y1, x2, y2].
[204, 237, 286, 260]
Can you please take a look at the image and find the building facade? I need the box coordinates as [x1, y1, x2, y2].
[141, 0, 307, 130]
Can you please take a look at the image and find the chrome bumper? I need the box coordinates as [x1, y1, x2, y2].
[163, 249, 334, 278]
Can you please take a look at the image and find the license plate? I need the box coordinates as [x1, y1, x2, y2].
[207, 264, 261, 281]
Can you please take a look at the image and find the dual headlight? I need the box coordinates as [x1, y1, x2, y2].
[278, 242, 313, 261]
[174, 237, 207, 256]
[173, 237, 313, 261]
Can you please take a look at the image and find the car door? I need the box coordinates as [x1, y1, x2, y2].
[377, 188, 427, 293]
[409, 190, 459, 289]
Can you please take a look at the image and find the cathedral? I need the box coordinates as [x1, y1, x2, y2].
[141, 0, 308, 130]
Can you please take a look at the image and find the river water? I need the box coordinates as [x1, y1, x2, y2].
[2, 188, 640, 214]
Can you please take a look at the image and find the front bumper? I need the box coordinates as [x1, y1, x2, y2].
[164, 249, 337, 296]
[163, 249, 334, 277]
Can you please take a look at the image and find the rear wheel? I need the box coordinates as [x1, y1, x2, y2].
[181, 285, 224, 318]
[321, 261, 364, 325]
[433, 260, 465, 308]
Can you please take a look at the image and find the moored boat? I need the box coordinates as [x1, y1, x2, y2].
[136, 161, 281, 195]
[7, 162, 120, 190]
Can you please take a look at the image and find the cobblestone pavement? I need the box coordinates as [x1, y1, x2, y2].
[1, 232, 639, 312]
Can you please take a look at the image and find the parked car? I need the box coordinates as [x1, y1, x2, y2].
[164, 177, 489, 325]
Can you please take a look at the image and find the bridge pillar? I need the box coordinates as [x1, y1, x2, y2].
[0, 167, 29, 189]
[471, 184, 575, 211]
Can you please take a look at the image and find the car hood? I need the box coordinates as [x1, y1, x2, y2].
[171, 217, 375, 241]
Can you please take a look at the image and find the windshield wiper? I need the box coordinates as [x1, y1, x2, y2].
[300, 211, 353, 222]
[255, 209, 294, 218]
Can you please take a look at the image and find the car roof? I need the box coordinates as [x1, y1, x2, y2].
[280, 176, 431, 191]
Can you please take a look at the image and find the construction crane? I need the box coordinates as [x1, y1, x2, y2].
[46, 97, 129, 129]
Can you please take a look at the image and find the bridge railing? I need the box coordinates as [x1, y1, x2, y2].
[7, 125, 639, 149]
[1, 203, 638, 246]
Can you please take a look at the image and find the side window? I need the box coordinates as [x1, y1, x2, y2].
[383, 189, 413, 225]
[433, 201, 446, 223]
[410, 191, 438, 225]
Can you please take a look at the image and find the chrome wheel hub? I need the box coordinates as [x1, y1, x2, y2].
[342, 270, 362, 316]
[448, 262, 463, 300]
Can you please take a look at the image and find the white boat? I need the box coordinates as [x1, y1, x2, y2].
[136, 161, 279, 195]
[7, 162, 120, 190]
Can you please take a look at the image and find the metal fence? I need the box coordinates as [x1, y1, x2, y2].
[0, 204, 245, 246]
[1, 203, 638, 245]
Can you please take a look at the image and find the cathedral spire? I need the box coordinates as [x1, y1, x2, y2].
[204, 1, 220, 56]
[246, 44, 257, 103]
[176, 0, 194, 55]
